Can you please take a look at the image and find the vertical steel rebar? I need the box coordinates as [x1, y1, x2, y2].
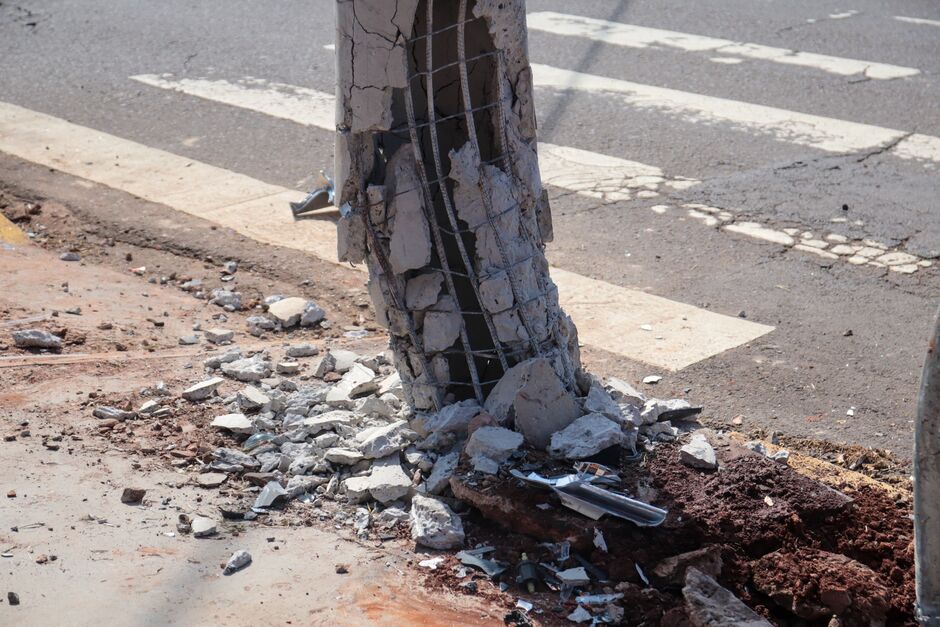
[916, 305, 940, 626]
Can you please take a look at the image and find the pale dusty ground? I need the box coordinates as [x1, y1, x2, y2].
[0, 242, 499, 626]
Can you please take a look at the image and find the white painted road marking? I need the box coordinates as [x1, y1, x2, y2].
[528, 12, 920, 80]
[530, 63, 940, 165]
[894, 15, 940, 29]
[0, 100, 773, 370]
[131, 74, 698, 201]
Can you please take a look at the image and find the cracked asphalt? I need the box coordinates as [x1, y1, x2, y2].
[1, 0, 938, 457]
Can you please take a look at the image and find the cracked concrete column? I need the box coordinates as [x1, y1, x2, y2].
[334, 0, 583, 416]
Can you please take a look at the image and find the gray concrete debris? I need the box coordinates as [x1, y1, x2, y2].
[237, 386, 270, 412]
[286, 344, 319, 358]
[11, 329, 62, 349]
[548, 413, 624, 460]
[424, 450, 458, 495]
[326, 363, 377, 405]
[376, 507, 410, 528]
[414, 399, 482, 436]
[356, 420, 409, 459]
[138, 400, 159, 414]
[653, 546, 723, 586]
[191, 516, 218, 538]
[178, 334, 199, 345]
[300, 301, 326, 327]
[343, 476, 372, 504]
[465, 426, 523, 464]
[213, 447, 261, 470]
[683, 567, 771, 627]
[276, 361, 300, 375]
[205, 328, 234, 344]
[59, 251, 81, 262]
[312, 352, 336, 378]
[92, 406, 137, 421]
[368, 454, 412, 503]
[181, 377, 224, 401]
[404, 272, 444, 310]
[404, 448, 434, 473]
[584, 385, 625, 424]
[643, 421, 679, 442]
[356, 396, 397, 418]
[209, 288, 242, 310]
[377, 372, 403, 398]
[204, 347, 243, 369]
[221, 355, 272, 382]
[330, 349, 360, 374]
[410, 494, 465, 550]
[567, 606, 593, 623]
[422, 295, 462, 353]
[196, 473, 227, 488]
[267, 297, 309, 328]
[680, 436, 718, 470]
[641, 398, 692, 425]
[222, 261, 238, 275]
[324, 448, 364, 465]
[472, 456, 500, 475]
[303, 410, 357, 434]
[246, 315, 276, 336]
[223, 549, 251, 575]
[606, 377, 647, 407]
[485, 358, 581, 449]
[211, 413, 255, 434]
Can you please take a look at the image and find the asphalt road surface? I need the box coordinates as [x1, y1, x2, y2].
[2, 0, 938, 456]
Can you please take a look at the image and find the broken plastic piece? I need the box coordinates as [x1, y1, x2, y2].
[252, 481, 288, 510]
[593, 528, 608, 553]
[575, 593, 624, 605]
[290, 171, 334, 217]
[456, 547, 507, 578]
[635, 562, 651, 587]
[658, 407, 704, 422]
[515, 599, 534, 613]
[573, 554, 609, 584]
[510, 470, 667, 527]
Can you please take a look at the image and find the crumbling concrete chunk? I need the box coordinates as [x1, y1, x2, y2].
[356, 420, 409, 459]
[424, 450, 458, 495]
[405, 272, 444, 311]
[681, 436, 718, 470]
[211, 413, 255, 434]
[286, 344, 319, 358]
[303, 410, 356, 434]
[221, 355, 272, 382]
[326, 363, 377, 406]
[413, 399, 482, 436]
[485, 358, 580, 449]
[209, 289, 242, 310]
[267, 297, 309, 328]
[324, 448, 364, 465]
[683, 568, 771, 627]
[344, 475, 372, 504]
[410, 494, 465, 550]
[205, 328, 234, 344]
[606, 377, 646, 406]
[182, 377, 224, 401]
[422, 295, 462, 353]
[204, 347, 243, 369]
[548, 413, 623, 460]
[464, 426, 523, 464]
[11, 329, 62, 349]
[93, 406, 137, 421]
[237, 386, 270, 412]
[369, 454, 412, 503]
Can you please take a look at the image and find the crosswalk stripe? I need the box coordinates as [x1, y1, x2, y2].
[894, 15, 940, 28]
[528, 12, 920, 80]
[130, 74, 699, 201]
[0, 100, 773, 370]
[530, 63, 940, 165]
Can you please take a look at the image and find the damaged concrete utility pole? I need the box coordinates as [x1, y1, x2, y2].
[334, 1, 583, 418]
[916, 305, 940, 626]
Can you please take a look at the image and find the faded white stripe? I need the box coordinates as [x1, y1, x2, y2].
[0, 100, 772, 370]
[530, 63, 940, 164]
[130, 74, 698, 200]
[894, 15, 940, 28]
[527, 12, 920, 80]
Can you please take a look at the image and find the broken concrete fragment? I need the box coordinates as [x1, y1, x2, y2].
[246, 316, 276, 336]
[324, 448, 364, 465]
[683, 568, 770, 627]
[464, 426, 523, 464]
[330, 349, 360, 373]
[209, 288, 242, 310]
[378, 372, 403, 398]
[422, 295, 462, 353]
[303, 410, 357, 434]
[485, 358, 580, 449]
[424, 450, 459, 495]
[356, 396, 397, 418]
[472, 456, 500, 475]
[410, 494, 465, 550]
[652, 546, 723, 586]
[221, 355, 272, 382]
[680, 436, 718, 470]
[556, 566, 590, 586]
[369, 455, 412, 503]
[223, 550, 251, 575]
[286, 344, 319, 358]
[11, 329, 62, 349]
[205, 328, 234, 344]
[356, 420, 409, 459]
[567, 606, 593, 624]
[548, 413, 623, 460]
[267, 297, 308, 328]
[606, 377, 646, 406]
[178, 334, 199, 345]
[212, 447, 261, 470]
[204, 348, 243, 369]
[211, 413, 255, 434]
[300, 301, 326, 327]
[237, 386, 270, 412]
[326, 363, 377, 406]
[276, 361, 300, 375]
[413, 399, 482, 436]
[120, 487, 146, 504]
[343, 476, 372, 504]
[191, 516, 218, 538]
[405, 272, 444, 310]
[196, 472, 227, 488]
[182, 377, 224, 401]
[311, 352, 336, 378]
[584, 385, 625, 423]
[93, 406, 137, 421]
